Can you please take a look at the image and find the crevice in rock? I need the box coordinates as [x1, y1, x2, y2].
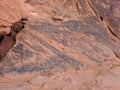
[107, 25, 120, 39]
[100, 15, 104, 21]
[113, 51, 120, 59]
[0, 35, 4, 42]
[25, 0, 30, 3]
[0, 18, 28, 61]
[110, 37, 117, 43]
[52, 17, 63, 21]
[74, 0, 80, 13]
[87, 0, 105, 22]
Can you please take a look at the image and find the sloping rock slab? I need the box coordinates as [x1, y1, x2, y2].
[0, 0, 120, 90]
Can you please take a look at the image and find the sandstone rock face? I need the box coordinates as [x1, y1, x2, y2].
[0, 0, 120, 90]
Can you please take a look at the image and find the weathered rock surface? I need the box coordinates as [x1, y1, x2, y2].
[0, 0, 120, 90]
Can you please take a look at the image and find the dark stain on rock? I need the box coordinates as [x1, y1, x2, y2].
[0, 32, 84, 74]
[12, 43, 33, 59]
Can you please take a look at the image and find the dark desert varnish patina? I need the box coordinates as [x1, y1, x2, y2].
[0, 18, 28, 61]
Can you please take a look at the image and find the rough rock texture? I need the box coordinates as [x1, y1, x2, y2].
[0, 0, 120, 90]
